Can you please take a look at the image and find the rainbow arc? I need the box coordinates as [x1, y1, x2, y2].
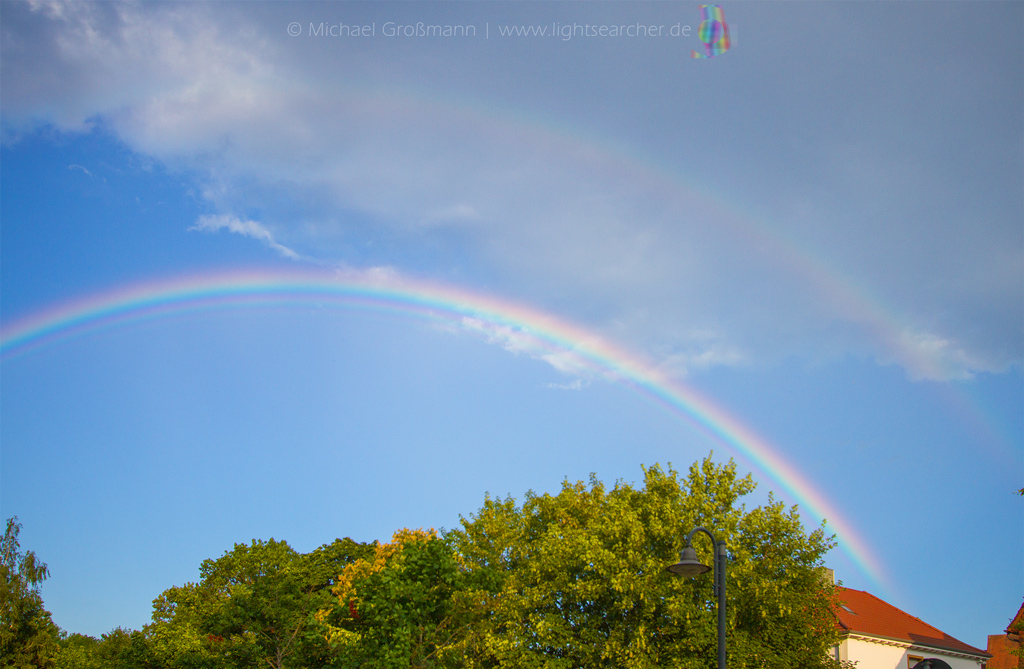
[0, 268, 889, 591]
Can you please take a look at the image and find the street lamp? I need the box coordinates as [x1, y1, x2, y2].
[667, 527, 726, 669]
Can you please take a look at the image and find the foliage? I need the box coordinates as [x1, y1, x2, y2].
[36, 456, 850, 669]
[320, 529, 493, 669]
[0, 517, 61, 668]
[100, 628, 157, 668]
[445, 457, 844, 669]
[53, 633, 101, 669]
[320, 457, 845, 668]
[146, 537, 372, 669]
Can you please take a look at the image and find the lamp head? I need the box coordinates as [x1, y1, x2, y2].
[666, 545, 711, 577]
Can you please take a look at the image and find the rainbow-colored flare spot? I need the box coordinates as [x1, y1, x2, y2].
[692, 5, 731, 59]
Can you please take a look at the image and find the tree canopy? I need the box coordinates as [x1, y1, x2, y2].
[49, 536, 374, 669]
[319, 528, 490, 669]
[144, 537, 375, 669]
[322, 458, 843, 669]
[1, 517, 61, 668]
[36, 456, 844, 669]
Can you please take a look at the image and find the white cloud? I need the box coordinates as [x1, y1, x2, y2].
[458, 316, 607, 380]
[546, 379, 586, 391]
[458, 316, 553, 359]
[190, 214, 299, 260]
[895, 330, 1005, 382]
[3, 1, 1019, 382]
[654, 345, 748, 380]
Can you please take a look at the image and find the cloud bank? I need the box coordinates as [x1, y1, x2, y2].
[2, 0, 1020, 381]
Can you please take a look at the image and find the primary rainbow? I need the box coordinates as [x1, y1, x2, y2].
[0, 267, 889, 590]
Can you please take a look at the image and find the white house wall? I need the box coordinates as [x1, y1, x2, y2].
[840, 635, 986, 669]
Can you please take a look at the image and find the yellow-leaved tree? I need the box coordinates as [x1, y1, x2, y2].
[323, 456, 845, 669]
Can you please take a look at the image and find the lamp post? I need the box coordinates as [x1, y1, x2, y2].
[666, 527, 726, 669]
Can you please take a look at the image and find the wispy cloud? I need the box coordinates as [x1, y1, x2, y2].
[459, 316, 554, 359]
[458, 316, 600, 380]
[546, 379, 586, 391]
[896, 329, 994, 382]
[190, 214, 299, 260]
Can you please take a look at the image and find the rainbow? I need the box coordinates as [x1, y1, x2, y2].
[393, 85, 975, 383]
[0, 267, 889, 589]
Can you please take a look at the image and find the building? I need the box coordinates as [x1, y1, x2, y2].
[833, 587, 990, 669]
[985, 600, 1023, 669]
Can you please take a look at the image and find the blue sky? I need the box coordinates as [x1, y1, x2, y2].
[1, 0, 1021, 649]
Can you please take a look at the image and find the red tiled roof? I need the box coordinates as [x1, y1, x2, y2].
[1008, 599, 1024, 634]
[834, 587, 988, 658]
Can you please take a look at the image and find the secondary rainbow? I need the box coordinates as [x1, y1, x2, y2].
[0, 268, 889, 590]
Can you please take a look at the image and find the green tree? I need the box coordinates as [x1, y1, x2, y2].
[53, 633, 100, 669]
[94, 628, 158, 669]
[320, 528, 494, 669]
[147, 537, 372, 669]
[447, 457, 844, 669]
[0, 517, 61, 668]
[147, 579, 227, 668]
[197, 538, 307, 669]
[55, 627, 166, 669]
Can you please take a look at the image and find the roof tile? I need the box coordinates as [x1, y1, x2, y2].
[834, 587, 988, 658]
